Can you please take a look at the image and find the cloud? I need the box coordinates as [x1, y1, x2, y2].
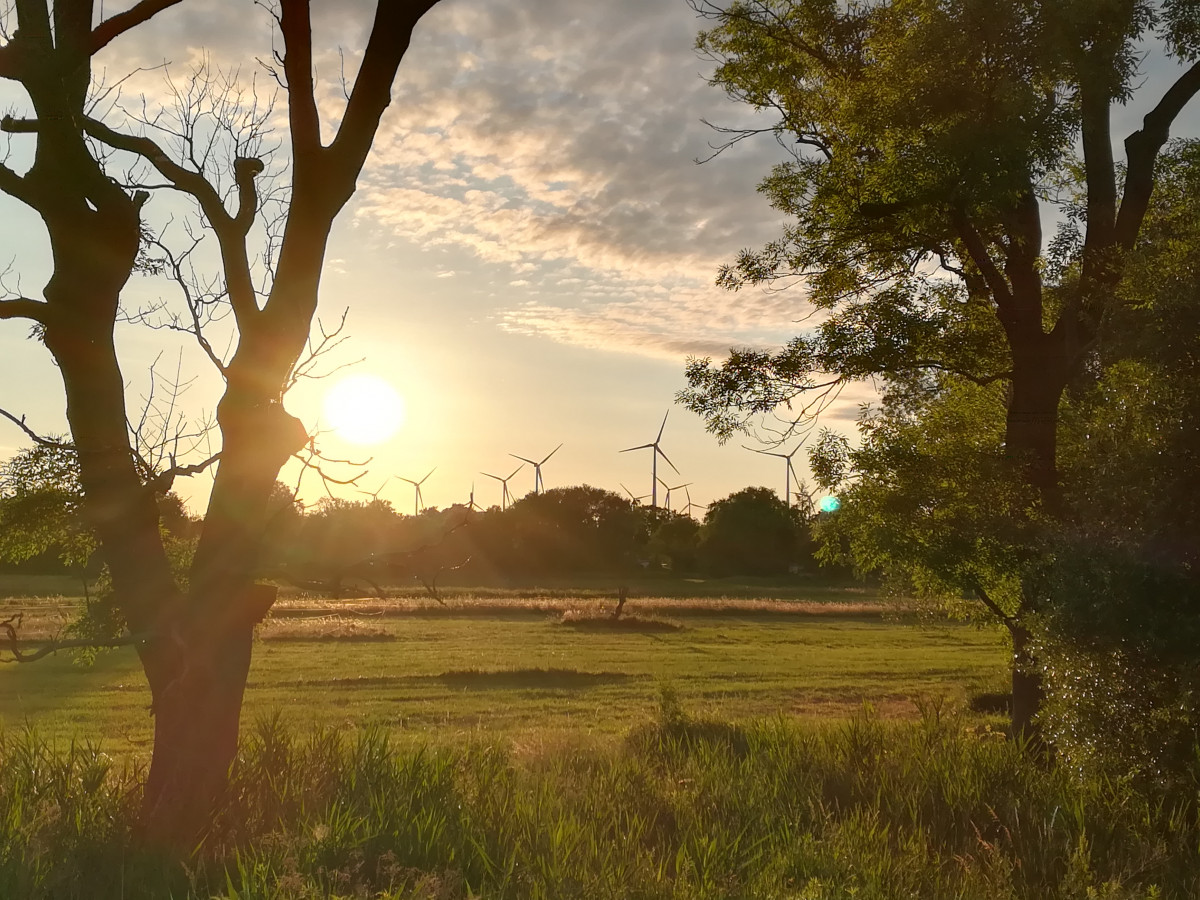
[346, 0, 800, 359]
[89, 0, 805, 361]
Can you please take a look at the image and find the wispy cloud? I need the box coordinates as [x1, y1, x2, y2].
[346, 0, 800, 359]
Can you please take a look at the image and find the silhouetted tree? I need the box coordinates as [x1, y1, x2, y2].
[699, 487, 800, 576]
[0, 0, 442, 841]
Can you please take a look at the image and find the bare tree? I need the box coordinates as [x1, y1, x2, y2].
[0, 0, 441, 843]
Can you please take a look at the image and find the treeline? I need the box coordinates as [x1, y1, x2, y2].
[256, 483, 820, 588]
[0, 456, 821, 587]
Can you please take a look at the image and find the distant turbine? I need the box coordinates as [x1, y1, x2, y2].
[358, 476, 390, 502]
[509, 443, 563, 495]
[466, 482, 483, 511]
[620, 482, 651, 505]
[620, 410, 678, 508]
[397, 467, 435, 516]
[748, 443, 803, 507]
[656, 477, 692, 513]
[481, 463, 524, 511]
[681, 485, 707, 519]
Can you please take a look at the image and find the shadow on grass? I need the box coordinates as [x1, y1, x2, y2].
[259, 632, 398, 643]
[437, 667, 635, 690]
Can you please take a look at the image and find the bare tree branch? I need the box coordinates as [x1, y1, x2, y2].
[90, 0, 185, 57]
[1, 614, 150, 664]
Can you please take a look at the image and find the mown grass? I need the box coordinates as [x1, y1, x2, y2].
[2, 695, 1197, 899]
[0, 593, 1009, 756]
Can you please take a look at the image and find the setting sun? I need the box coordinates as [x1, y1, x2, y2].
[322, 373, 406, 445]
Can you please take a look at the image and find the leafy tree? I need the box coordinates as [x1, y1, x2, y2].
[0, 0, 442, 841]
[680, 0, 1200, 734]
[699, 486, 801, 575]
[0, 442, 94, 574]
[649, 510, 701, 572]
[502, 485, 647, 576]
[1035, 144, 1200, 783]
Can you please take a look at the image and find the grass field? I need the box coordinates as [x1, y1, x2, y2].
[0, 574, 1010, 757]
[6, 575, 1199, 899]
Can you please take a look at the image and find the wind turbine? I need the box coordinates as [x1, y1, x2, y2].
[620, 483, 651, 505]
[681, 485, 707, 519]
[509, 443, 563, 495]
[656, 477, 692, 513]
[620, 410, 678, 508]
[748, 443, 803, 507]
[397, 467, 435, 516]
[358, 476, 390, 502]
[465, 482, 483, 511]
[481, 463, 524, 511]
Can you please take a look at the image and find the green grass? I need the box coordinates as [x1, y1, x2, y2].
[2, 699, 1196, 899]
[0, 586, 1009, 757]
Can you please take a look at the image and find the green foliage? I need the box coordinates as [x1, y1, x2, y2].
[648, 511, 701, 572]
[699, 486, 805, 576]
[0, 443, 94, 571]
[1032, 142, 1200, 784]
[812, 377, 1037, 621]
[2, 707, 1198, 898]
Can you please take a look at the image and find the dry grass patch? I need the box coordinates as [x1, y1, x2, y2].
[269, 594, 892, 621]
[557, 607, 684, 632]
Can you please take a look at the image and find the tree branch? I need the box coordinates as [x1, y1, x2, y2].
[1116, 60, 1200, 251]
[90, 0, 185, 56]
[0, 408, 68, 448]
[968, 580, 1015, 627]
[0, 297, 50, 323]
[1, 614, 150, 664]
[82, 117, 263, 325]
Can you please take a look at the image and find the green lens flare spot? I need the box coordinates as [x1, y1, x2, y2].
[819, 496, 841, 513]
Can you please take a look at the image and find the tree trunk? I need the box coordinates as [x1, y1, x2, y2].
[138, 582, 276, 844]
[1001, 329, 1069, 741]
[1008, 620, 1044, 742]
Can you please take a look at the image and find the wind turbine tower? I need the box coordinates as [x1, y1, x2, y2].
[749, 444, 804, 507]
[509, 443, 563, 495]
[620, 410, 678, 508]
[481, 463, 524, 511]
[398, 468, 436, 516]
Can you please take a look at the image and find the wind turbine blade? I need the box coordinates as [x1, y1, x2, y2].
[509, 453, 537, 465]
[655, 410, 669, 442]
[419, 467, 436, 484]
[656, 445, 680, 474]
[506, 464, 524, 480]
[539, 443, 563, 465]
[397, 476, 418, 486]
[481, 471, 503, 482]
[620, 483, 636, 500]
[620, 443, 654, 453]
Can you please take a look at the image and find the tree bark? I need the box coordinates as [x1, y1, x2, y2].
[1008, 621, 1043, 742]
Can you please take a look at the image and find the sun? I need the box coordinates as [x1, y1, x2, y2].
[322, 374, 406, 445]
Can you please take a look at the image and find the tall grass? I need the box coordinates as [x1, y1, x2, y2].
[1, 696, 1196, 898]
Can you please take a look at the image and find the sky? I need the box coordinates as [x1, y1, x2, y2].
[0, 0, 1197, 516]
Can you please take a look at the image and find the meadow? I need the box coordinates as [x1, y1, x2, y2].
[3, 575, 1197, 898]
[0, 575, 1009, 755]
